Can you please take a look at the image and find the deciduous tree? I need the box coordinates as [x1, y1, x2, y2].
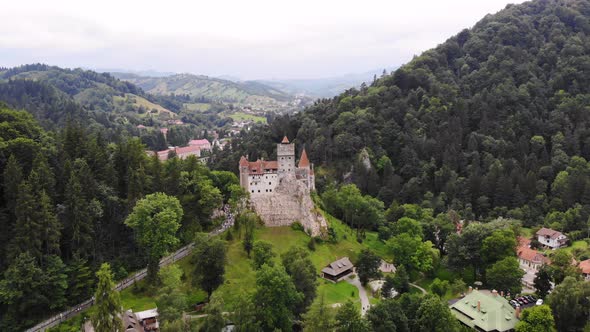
[125, 192, 183, 284]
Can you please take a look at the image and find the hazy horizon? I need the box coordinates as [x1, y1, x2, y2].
[2, 0, 527, 80]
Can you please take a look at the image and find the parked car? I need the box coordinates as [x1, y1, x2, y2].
[536, 299, 544, 306]
[517, 298, 527, 305]
[525, 295, 535, 302]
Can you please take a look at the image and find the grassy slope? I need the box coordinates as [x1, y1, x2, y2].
[216, 215, 386, 310]
[113, 93, 175, 118]
[52, 214, 389, 330]
[228, 112, 267, 124]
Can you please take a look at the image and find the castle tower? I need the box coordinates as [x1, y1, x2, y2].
[298, 148, 315, 190]
[277, 136, 295, 179]
[239, 156, 250, 190]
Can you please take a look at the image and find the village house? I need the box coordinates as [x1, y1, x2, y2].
[151, 145, 202, 161]
[189, 139, 212, 152]
[450, 289, 518, 332]
[517, 237, 550, 272]
[84, 308, 159, 332]
[579, 259, 590, 281]
[239, 136, 315, 195]
[536, 227, 568, 249]
[321, 257, 354, 281]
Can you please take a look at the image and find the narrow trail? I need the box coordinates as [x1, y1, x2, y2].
[410, 283, 427, 294]
[345, 275, 370, 316]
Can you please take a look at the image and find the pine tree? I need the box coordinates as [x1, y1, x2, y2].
[91, 263, 122, 332]
[67, 255, 94, 304]
[3, 154, 23, 216]
[64, 171, 93, 258]
[38, 190, 61, 258]
[8, 181, 42, 262]
[30, 153, 56, 199]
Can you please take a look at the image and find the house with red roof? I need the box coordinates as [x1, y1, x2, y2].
[579, 259, 590, 281]
[517, 236, 550, 271]
[189, 139, 212, 151]
[152, 145, 201, 161]
[536, 227, 568, 249]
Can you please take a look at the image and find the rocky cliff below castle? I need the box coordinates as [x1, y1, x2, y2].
[249, 174, 328, 237]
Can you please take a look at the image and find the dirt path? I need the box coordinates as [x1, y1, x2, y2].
[345, 275, 371, 316]
[410, 283, 427, 294]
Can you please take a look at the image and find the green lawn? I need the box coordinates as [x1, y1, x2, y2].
[52, 213, 390, 330]
[183, 103, 211, 112]
[216, 215, 388, 310]
[520, 227, 532, 237]
[120, 286, 157, 312]
[229, 112, 267, 123]
[317, 279, 359, 307]
[563, 239, 589, 252]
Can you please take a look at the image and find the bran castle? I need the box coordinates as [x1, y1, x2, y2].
[239, 136, 315, 194]
[238, 137, 327, 237]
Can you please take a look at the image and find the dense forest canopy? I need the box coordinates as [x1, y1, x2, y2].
[214, 0, 590, 230]
[0, 106, 242, 330]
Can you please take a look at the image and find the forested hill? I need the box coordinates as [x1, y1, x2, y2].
[113, 72, 311, 111]
[0, 64, 184, 131]
[216, 0, 590, 228]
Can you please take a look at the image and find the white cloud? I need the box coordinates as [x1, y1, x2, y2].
[0, 0, 527, 79]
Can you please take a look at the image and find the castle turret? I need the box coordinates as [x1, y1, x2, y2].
[277, 136, 295, 179]
[239, 156, 250, 190]
[298, 148, 310, 169]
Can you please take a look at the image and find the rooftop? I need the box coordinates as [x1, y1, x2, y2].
[321, 257, 353, 276]
[517, 247, 550, 265]
[449, 290, 518, 332]
[298, 149, 310, 168]
[135, 308, 158, 321]
[579, 259, 590, 274]
[536, 227, 566, 239]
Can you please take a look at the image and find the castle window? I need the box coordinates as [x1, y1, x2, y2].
[258, 190, 260, 193]
[289, 157, 291, 159]
[269, 189, 272, 192]
[269, 182, 271, 185]
[251, 190, 254, 193]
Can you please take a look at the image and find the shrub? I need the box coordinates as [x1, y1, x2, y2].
[291, 221, 304, 232]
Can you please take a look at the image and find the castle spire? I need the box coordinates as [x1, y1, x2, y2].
[281, 136, 290, 144]
[298, 148, 310, 168]
[239, 155, 249, 167]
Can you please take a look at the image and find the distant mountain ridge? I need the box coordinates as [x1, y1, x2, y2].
[0, 64, 181, 130]
[112, 72, 310, 112]
[256, 67, 398, 98]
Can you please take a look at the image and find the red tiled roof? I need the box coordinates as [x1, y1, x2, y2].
[518, 247, 550, 265]
[298, 149, 310, 168]
[518, 236, 531, 248]
[156, 150, 170, 161]
[248, 160, 278, 174]
[175, 145, 200, 155]
[281, 136, 290, 144]
[189, 139, 211, 148]
[536, 227, 565, 239]
[239, 156, 249, 167]
[579, 260, 590, 274]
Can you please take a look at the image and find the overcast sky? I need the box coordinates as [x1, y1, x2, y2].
[0, 0, 527, 80]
